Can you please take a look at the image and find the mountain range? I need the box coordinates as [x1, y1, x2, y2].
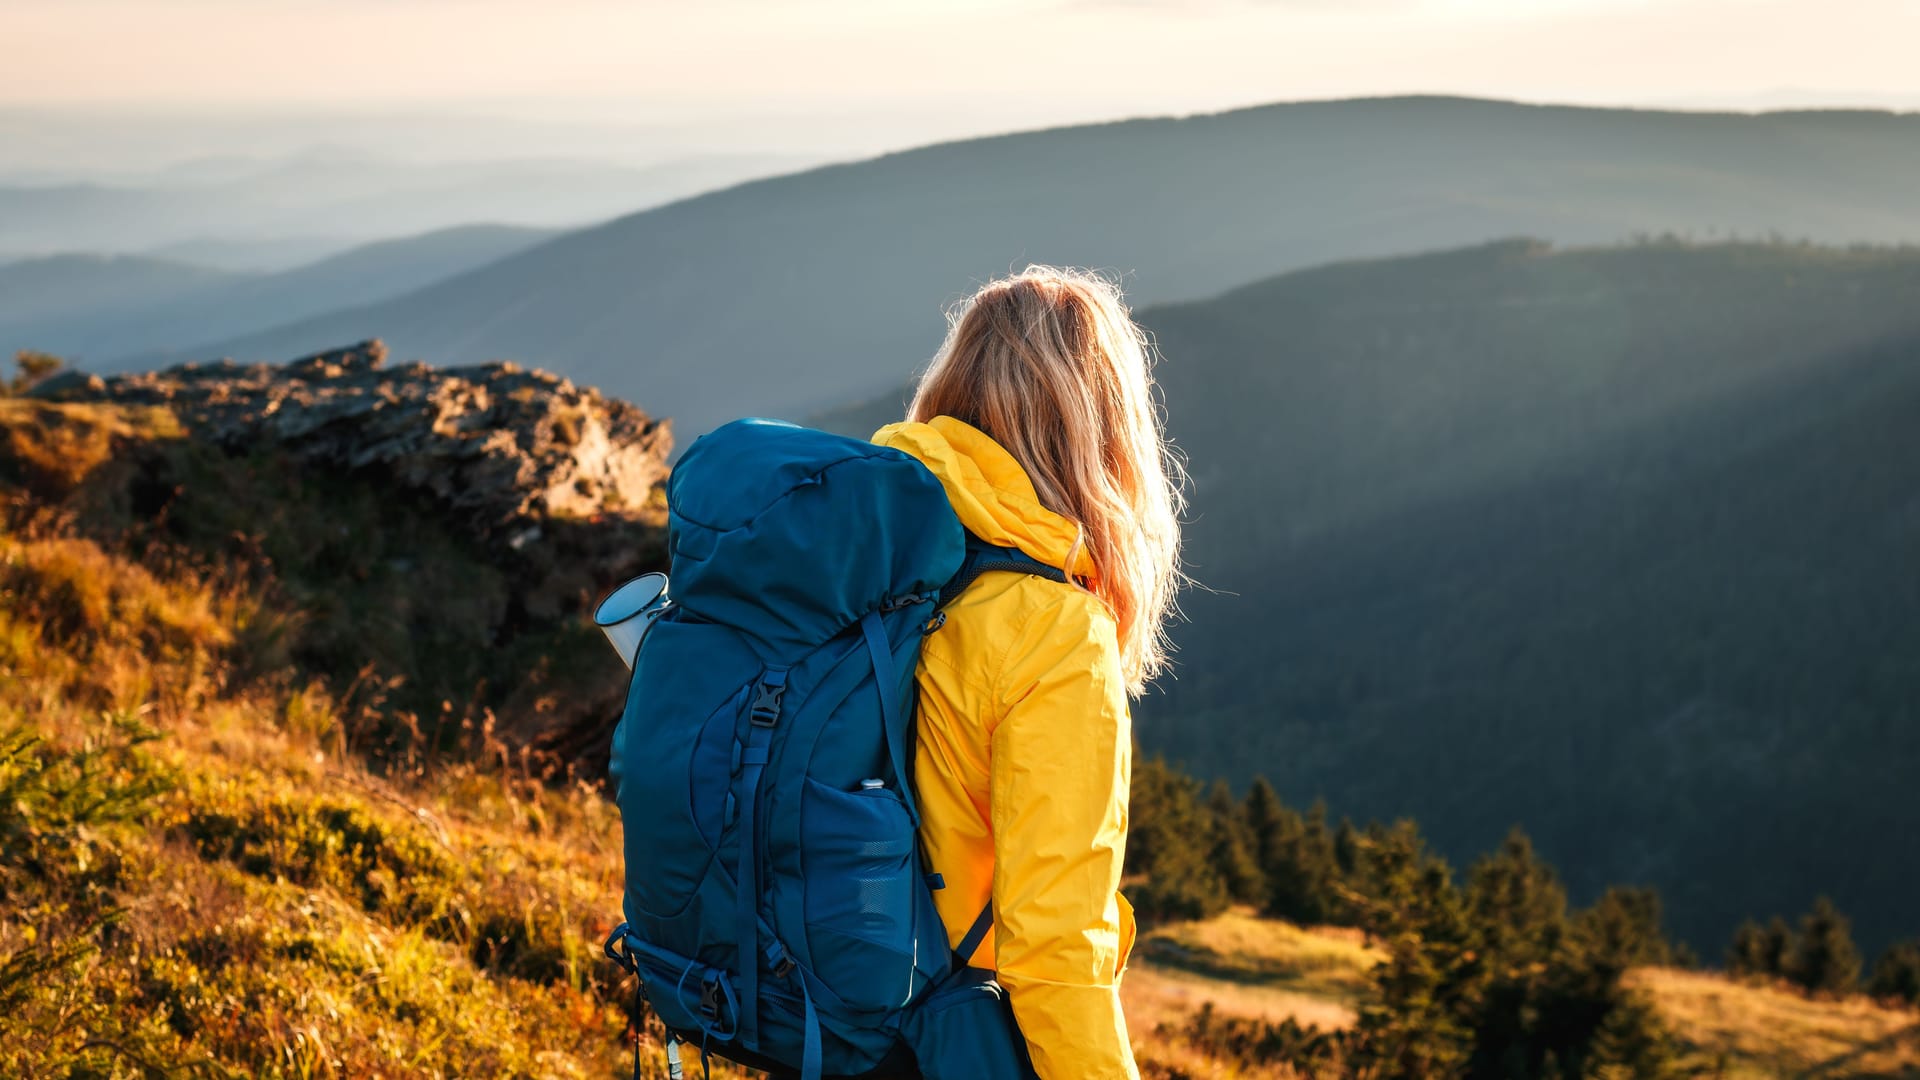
[0, 150, 813, 268]
[0, 225, 559, 363]
[161, 96, 1920, 439]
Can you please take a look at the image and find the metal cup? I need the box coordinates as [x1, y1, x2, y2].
[594, 572, 670, 669]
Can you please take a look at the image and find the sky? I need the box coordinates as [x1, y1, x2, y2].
[3, 0, 1918, 169]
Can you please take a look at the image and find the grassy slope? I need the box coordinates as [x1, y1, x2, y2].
[1127, 911, 1920, 1079]
[0, 399, 674, 1077]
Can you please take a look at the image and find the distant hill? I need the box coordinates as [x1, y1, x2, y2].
[180, 96, 1920, 439]
[0, 150, 818, 266]
[0, 225, 559, 362]
[819, 240, 1920, 955]
[142, 233, 369, 273]
[0, 253, 241, 326]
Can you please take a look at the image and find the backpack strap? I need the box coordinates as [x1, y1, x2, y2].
[937, 536, 1071, 609]
[860, 610, 918, 828]
[734, 665, 786, 1053]
[935, 537, 1069, 976]
[955, 901, 994, 968]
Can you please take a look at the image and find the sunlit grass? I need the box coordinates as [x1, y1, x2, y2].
[1631, 966, 1920, 1079]
[1125, 906, 1920, 1078]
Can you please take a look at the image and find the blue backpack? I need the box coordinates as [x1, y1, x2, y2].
[604, 419, 1061, 1079]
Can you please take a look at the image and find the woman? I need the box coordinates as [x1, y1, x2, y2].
[872, 267, 1185, 1080]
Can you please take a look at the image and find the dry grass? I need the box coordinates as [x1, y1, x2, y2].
[1141, 909, 1377, 1002]
[1121, 909, 1377, 1076]
[0, 498, 723, 1077]
[2, 659, 748, 1078]
[1632, 967, 1920, 1078]
[0, 398, 182, 504]
[1123, 908, 1377, 1041]
[1125, 910, 1920, 1079]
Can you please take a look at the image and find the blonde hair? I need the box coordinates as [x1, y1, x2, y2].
[910, 266, 1185, 695]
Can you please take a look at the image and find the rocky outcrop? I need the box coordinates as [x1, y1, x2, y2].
[49, 342, 676, 776]
[65, 341, 672, 537]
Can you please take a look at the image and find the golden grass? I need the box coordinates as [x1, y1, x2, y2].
[0, 542, 730, 1076]
[0, 534, 234, 653]
[1126, 909, 1920, 1079]
[3, 682, 755, 1078]
[0, 397, 181, 498]
[1125, 962, 1363, 1034]
[1123, 907, 1376, 1051]
[1121, 908, 1378, 1076]
[1632, 966, 1920, 1079]
[1139, 908, 1378, 1003]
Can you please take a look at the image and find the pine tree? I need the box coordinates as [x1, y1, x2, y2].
[1350, 830, 1477, 1078]
[1579, 886, 1671, 969]
[1866, 940, 1920, 1006]
[1243, 777, 1293, 880]
[1300, 801, 1343, 921]
[1461, 828, 1569, 1076]
[1729, 915, 1793, 977]
[1727, 918, 1770, 976]
[1245, 778, 1343, 926]
[1124, 757, 1230, 926]
[1759, 915, 1794, 977]
[1789, 896, 1861, 996]
[1333, 816, 1361, 877]
[1465, 828, 1569, 976]
[1203, 779, 1265, 906]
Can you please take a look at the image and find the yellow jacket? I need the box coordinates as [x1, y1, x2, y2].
[872, 417, 1139, 1080]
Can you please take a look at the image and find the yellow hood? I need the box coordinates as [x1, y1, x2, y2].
[872, 416, 1097, 581]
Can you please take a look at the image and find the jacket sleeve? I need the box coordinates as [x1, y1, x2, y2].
[989, 591, 1138, 1080]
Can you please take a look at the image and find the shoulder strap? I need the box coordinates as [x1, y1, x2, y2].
[955, 901, 994, 967]
[937, 536, 1069, 609]
[934, 537, 1067, 971]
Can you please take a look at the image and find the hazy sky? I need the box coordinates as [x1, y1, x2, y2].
[5, 0, 1918, 165]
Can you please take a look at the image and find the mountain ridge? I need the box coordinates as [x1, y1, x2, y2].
[164, 96, 1920, 439]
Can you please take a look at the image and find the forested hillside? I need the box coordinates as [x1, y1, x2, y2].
[1142, 241, 1920, 955]
[171, 98, 1920, 439]
[822, 240, 1920, 955]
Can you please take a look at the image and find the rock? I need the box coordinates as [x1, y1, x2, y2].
[55, 341, 676, 778]
[22, 336, 675, 772]
[23, 370, 107, 401]
[68, 341, 673, 535]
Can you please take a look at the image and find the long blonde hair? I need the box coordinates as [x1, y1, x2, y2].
[910, 266, 1185, 695]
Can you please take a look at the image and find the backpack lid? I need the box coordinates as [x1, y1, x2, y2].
[667, 418, 965, 656]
